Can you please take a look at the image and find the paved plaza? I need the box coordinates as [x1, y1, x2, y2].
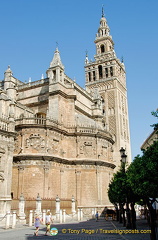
[0, 218, 153, 240]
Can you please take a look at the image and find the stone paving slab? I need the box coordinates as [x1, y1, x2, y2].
[0, 218, 152, 240]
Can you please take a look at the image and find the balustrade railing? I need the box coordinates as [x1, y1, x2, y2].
[15, 117, 108, 135]
[17, 78, 49, 90]
[0, 116, 9, 131]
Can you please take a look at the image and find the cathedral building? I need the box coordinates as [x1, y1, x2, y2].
[0, 10, 131, 216]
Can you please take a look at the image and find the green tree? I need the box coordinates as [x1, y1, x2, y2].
[151, 109, 158, 130]
[108, 163, 138, 229]
[127, 141, 158, 240]
[108, 164, 129, 226]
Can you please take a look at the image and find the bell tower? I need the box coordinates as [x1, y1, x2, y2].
[85, 7, 131, 167]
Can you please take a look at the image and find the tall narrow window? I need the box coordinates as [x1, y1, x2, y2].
[93, 71, 96, 81]
[110, 67, 113, 77]
[53, 70, 56, 80]
[105, 68, 108, 78]
[88, 72, 91, 82]
[101, 45, 105, 53]
[98, 65, 103, 79]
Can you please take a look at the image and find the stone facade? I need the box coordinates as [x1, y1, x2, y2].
[0, 11, 131, 214]
[141, 129, 158, 150]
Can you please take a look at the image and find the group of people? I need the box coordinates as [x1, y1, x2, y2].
[34, 211, 53, 236]
[34, 210, 100, 236]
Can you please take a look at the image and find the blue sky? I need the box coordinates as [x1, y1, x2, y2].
[0, 0, 157, 159]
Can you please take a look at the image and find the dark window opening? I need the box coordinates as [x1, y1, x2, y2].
[98, 65, 103, 79]
[110, 67, 113, 77]
[105, 68, 108, 78]
[93, 71, 96, 81]
[53, 70, 56, 80]
[88, 72, 91, 82]
[101, 45, 105, 53]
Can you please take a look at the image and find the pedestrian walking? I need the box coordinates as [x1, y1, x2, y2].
[34, 214, 41, 236]
[45, 211, 53, 236]
[95, 211, 99, 221]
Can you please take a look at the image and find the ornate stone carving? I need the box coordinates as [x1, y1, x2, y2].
[47, 138, 59, 154]
[14, 137, 20, 153]
[25, 134, 46, 150]
[79, 141, 96, 157]
[101, 145, 108, 157]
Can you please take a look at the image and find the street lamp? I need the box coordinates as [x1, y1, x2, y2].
[120, 147, 127, 163]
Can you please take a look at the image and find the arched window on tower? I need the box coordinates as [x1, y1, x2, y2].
[105, 68, 108, 78]
[88, 72, 91, 82]
[93, 71, 96, 81]
[101, 44, 105, 53]
[110, 67, 113, 77]
[98, 65, 103, 79]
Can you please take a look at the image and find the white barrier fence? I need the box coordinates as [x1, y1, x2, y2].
[0, 194, 97, 229]
[0, 208, 96, 229]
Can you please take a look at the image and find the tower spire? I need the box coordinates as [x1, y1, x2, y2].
[102, 5, 105, 17]
[50, 48, 64, 70]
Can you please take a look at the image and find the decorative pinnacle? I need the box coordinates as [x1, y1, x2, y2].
[85, 49, 88, 57]
[102, 5, 105, 17]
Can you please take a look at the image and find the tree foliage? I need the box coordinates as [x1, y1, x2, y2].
[151, 109, 158, 130]
[108, 167, 127, 205]
[127, 141, 158, 200]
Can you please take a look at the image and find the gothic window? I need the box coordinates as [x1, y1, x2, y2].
[101, 45, 105, 53]
[110, 67, 113, 77]
[98, 65, 103, 79]
[93, 71, 96, 81]
[105, 68, 108, 78]
[88, 72, 91, 82]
